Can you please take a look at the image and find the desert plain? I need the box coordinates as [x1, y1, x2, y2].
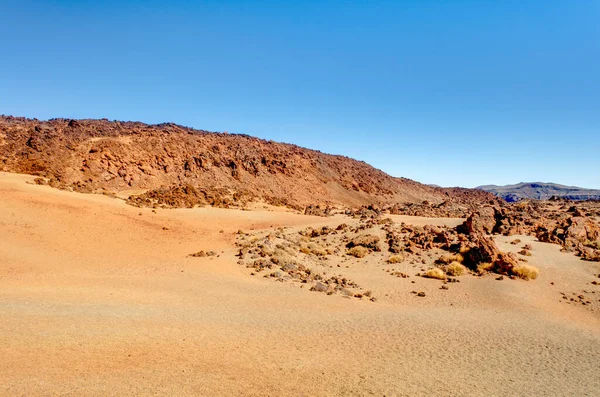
[1, 171, 599, 396]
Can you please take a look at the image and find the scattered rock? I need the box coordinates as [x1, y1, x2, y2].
[346, 234, 381, 252]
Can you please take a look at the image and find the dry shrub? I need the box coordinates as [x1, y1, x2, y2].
[272, 249, 295, 266]
[348, 246, 369, 258]
[437, 253, 464, 264]
[446, 261, 467, 276]
[459, 245, 471, 254]
[512, 264, 539, 280]
[387, 254, 405, 264]
[312, 247, 328, 256]
[584, 240, 600, 250]
[477, 262, 494, 274]
[423, 267, 446, 280]
[300, 243, 327, 256]
[299, 246, 311, 254]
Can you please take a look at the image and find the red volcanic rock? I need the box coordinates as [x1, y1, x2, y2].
[464, 206, 498, 234]
[0, 116, 497, 209]
[461, 233, 500, 270]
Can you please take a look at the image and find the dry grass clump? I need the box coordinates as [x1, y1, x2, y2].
[446, 261, 467, 276]
[437, 253, 464, 264]
[189, 250, 217, 258]
[271, 249, 296, 266]
[299, 246, 311, 254]
[308, 243, 328, 256]
[300, 243, 327, 256]
[476, 262, 494, 274]
[312, 247, 328, 256]
[584, 240, 600, 250]
[512, 264, 539, 280]
[275, 245, 297, 257]
[423, 267, 446, 280]
[348, 246, 369, 258]
[387, 254, 405, 264]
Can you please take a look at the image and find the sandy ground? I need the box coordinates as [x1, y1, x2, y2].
[1, 172, 599, 396]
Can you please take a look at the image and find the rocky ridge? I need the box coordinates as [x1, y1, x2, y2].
[479, 182, 600, 202]
[0, 115, 497, 210]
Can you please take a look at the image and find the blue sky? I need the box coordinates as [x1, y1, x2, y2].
[1, 1, 598, 188]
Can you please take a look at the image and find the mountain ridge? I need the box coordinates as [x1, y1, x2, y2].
[478, 182, 600, 202]
[0, 115, 498, 209]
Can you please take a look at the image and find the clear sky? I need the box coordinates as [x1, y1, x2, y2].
[1, 1, 598, 188]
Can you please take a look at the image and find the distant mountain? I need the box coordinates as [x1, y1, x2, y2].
[477, 182, 600, 202]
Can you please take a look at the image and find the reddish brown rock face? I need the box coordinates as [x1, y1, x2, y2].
[494, 252, 519, 275]
[564, 217, 600, 246]
[461, 233, 500, 270]
[0, 116, 497, 210]
[347, 234, 382, 252]
[464, 206, 498, 234]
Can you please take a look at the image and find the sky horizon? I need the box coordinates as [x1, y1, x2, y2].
[2, 1, 599, 189]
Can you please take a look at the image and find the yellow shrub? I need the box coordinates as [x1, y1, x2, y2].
[459, 245, 471, 254]
[477, 262, 493, 273]
[348, 246, 369, 258]
[300, 243, 327, 256]
[387, 254, 405, 264]
[438, 253, 464, 264]
[423, 267, 446, 280]
[512, 264, 539, 280]
[299, 246, 311, 254]
[446, 262, 467, 276]
[312, 247, 328, 256]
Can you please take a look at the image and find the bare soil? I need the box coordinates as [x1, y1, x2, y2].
[1, 172, 599, 396]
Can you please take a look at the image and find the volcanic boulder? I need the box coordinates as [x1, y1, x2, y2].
[346, 234, 381, 252]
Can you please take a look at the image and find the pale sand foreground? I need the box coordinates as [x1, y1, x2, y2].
[1, 172, 599, 396]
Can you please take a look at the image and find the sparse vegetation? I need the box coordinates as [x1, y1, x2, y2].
[512, 264, 539, 280]
[477, 262, 494, 274]
[446, 261, 467, 276]
[299, 246, 311, 254]
[584, 240, 600, 250]
[437, 253, 464, 264]
[387, 254, 405, 264]
[300, 243, 328, 256]
[423, 267, 446, 280]
[348, 246, 369, 258]
[189, 250, 217, 258]
[459, 245, 471, 254]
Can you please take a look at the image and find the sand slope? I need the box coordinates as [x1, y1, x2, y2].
[1, 172, 599, 396]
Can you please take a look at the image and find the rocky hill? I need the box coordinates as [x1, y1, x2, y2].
[478, 182, 600, 202]
[0, 116, 498, 209]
